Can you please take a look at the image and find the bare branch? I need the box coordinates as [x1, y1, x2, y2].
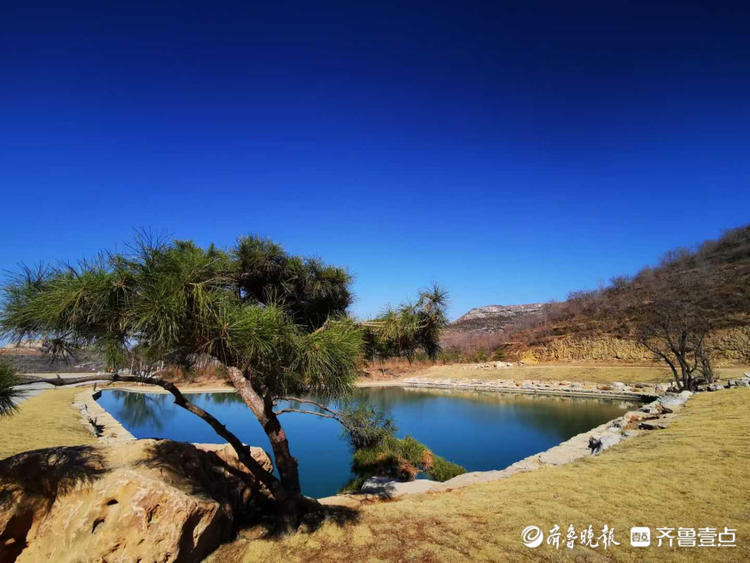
[279, 396, 342, 418]
[274, 408, 339, 420]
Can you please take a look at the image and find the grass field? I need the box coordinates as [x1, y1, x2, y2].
[213, 388, 750, 562]
[0, 386, 96, 460]
[401, 363, 750, 386]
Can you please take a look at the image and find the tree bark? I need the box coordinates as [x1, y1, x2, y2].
[225, 368, 309, 531]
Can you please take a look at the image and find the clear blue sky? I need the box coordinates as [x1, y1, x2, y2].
[1, 1, 748, 320]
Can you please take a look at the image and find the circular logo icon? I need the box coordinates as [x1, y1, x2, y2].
[521, 525, 544, 548]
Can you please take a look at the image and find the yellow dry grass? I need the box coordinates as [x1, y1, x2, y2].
[213, 388, 750, 562]
[408, 363, 750, 385]
[0, 387, 96, 460]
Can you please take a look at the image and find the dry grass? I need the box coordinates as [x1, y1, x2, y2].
[213, 388, 750, 562]
[0, 387, 96, 460]
[403, 363, 750, 386]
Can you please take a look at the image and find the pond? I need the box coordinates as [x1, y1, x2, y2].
[96, 387, 635, 498]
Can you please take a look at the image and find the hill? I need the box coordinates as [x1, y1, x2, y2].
[441, 304, 543, 353]
[444, 224, 750, 364]
[0, 341, 102, 373]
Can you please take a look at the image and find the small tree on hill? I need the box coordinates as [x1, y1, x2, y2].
[636, 278, 715, 391]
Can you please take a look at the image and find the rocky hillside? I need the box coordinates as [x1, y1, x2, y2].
[442, 304, 543, 351]
[452, 303, 544, 331]
[444, 224, 750, 363]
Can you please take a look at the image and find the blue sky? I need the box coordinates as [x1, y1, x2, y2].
[1, 1, 748, 319]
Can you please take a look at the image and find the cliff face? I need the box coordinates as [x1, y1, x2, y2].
[516, 327, 750, 364]
[447, 303, 543, 337]
[453, 304, 544, 328]
[442, 304, 544, 351]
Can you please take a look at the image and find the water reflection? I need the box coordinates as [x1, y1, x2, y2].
[97, 387, 636, 497]
[113, 391, 172, 430]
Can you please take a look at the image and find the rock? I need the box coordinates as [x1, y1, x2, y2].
[639, 421, 668, 430]
[611, 382, 627, 390]
[623, 410, 647, 422]
[360, 476, 439, 498]
[360, 475, 392, 493]
[540, 433, 619, 464]
[655, 383, 671, 393]
[658, 391, 692, 409]
[0, 439, 273, 562]
[706, 383, 724, 392]
[639, 400, 664, 415]
[194, 442, 273, 474]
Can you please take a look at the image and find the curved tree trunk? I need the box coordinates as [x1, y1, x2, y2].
[22, 369, 316, 531]
[16, 372, 314, 530]
[225, 368, 309, 531]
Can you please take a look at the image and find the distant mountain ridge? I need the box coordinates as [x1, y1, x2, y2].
[442, 303, 544, 352]
[451, 303, 543, 332]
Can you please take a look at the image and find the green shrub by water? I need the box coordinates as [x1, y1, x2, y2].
[349, 434, 465, 487]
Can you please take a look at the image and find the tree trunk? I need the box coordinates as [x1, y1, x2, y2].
[225, 368, 311, 531]
[17, 373, 282, 492]
[20, 371, 312, 531]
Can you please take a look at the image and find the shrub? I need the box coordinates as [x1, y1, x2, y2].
[468, 348, 490, 363]
[0, 360, 21, 416]
[430, 456, 466, 481]
[349, 434, 465, 486]
[490, 347, 506, 361]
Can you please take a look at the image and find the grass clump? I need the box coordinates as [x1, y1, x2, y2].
[350, 435, 464, 485]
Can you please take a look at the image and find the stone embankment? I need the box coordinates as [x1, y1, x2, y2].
[353, 375, 750, 501]
[352, 390, 694, 500]
[74, 389, 135, 443]
[402, 373, 662, 400]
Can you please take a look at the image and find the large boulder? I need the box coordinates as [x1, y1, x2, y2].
[0, 439, 272, 562]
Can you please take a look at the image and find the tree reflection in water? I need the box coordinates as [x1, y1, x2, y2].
[108, 391, 171, 430]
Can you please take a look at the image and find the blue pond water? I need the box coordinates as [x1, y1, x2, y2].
[96, 387, 634, 497]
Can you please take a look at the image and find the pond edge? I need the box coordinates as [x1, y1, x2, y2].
[75, 384, 691, 505]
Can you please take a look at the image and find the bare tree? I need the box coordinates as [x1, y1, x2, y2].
[636, 281, 715, 391]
